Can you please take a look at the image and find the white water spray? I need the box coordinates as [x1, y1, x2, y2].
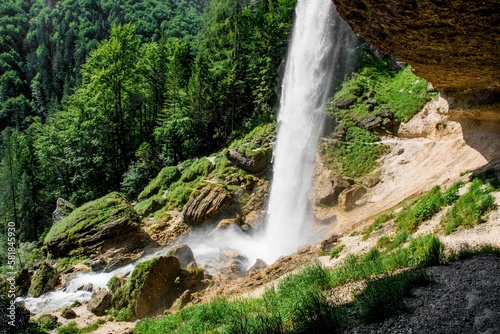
[260, 0, 357, 262]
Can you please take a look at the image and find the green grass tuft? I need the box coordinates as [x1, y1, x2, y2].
[138, 166, 181, 201]
[441, 178, 496, 234]
[329, 244, 345, 258]
[362, 211, 395, 240]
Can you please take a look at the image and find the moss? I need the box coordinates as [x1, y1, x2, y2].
[180, 158, 214, 182]
[138, 166, 181, 201]
[44, 192, 136, 246]
[229, 123, 275, 156]
[113, 258, 159, 315]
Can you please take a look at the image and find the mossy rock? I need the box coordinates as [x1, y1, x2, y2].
[44, 192, 143, 258]
[28, 261, 59, 298]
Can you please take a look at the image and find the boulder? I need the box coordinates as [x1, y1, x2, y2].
[52, 198, 76, 223]
[107, 276, 126, 294]
[15, 269, 31, 296]
[317, 175, 354, 206]
[226, 148, 272, 174]
[172, 290, 192, 311]
[169, 244, 196, 268]
[60, 307, 76, 319]
[338, 186, 367, 211]
[208, 216, 243, 237]
[28, 261, 59, 297]
[87, 288, 113, 316]
[114, 256, 207, 319]
[359, 114, 383, 131]
[44, 193, 145, 259]
[77, 283, 93, 292]
[335, 97, 356, 109]
[248, 259, 268, 274]
[183, 184, 233, 226]
[379, 108, 394, 119]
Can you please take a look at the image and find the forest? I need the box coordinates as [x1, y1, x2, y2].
[0, 0, 298, 243]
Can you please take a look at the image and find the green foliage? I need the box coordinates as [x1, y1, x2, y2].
[229, 123, 275, 156]
[107, 307, 133, 322]
[56, 319, 105, 334]
[44, 192, 136, 246]
[395, 183, 463, 233]
[441, 178, 496, 234]
[325, 126, 387, 180]
[329, 244, 345, 258]
[180, 158, 214, 182]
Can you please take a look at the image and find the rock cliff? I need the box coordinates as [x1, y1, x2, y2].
[332, 0, 500, 110]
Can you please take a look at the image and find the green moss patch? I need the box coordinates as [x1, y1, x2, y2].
[44, 192, 136, 246]
[138, 166, 181, 201]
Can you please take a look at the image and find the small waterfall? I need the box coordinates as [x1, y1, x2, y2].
[261, 0, 358, 262]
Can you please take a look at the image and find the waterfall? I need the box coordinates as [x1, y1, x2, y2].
[261, 0, 358, 262]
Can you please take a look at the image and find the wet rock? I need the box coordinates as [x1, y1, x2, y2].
[335, 97, 357, 109]
[87, 288, 113, 316]
[366, 99, 379, 106]
[107, 276, 126, 294]
[15, 268, 31, 296]
[172, 290, 192, 311]
[338, 186, 367, 211]
[0, 300, 30, 331]
[209, 217, 243, 237]
[60, 307, 76, 319]
[183, 184, 233, 226]
[77, 283, 93, 292]
[52, 198, 75, 223]
[170, 244, 196, 268]
[248, 259, 268, 274]
[220, 259, 248, 280]
[28, 261, 59, 297]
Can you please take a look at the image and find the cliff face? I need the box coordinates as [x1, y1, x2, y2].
[332, 0, 500, 110]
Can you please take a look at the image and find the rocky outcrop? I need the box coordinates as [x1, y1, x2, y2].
[52, 198, 76, 223]
[87, 288, 113, 316]
[317, 175, 354, 205]
[332, 0, 500, 108]
[28, 261, 59, 297]
[60, 307, 76, 319]
[183, 184, 233, 226]
[44, 193, 146, 259]
[338, 185, 367, 211]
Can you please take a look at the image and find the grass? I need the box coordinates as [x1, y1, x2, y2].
[138, 166, 181, 201]
[395, 182, 463, 233]
[228, 123, 275, 156]
[44, 192, 137, 246]
[329, 244, 345, 258]
[441, 178, 496, 234]
[325, 126, 389, 180]
[135, 234, 443, 334]
[57, 319, 105, 334]
[362, 211, 395, 240]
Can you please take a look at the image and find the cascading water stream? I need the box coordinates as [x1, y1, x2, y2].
[19, 0, 358, 314]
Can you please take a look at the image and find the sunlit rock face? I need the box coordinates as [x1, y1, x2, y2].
[332, 0, 500, 111]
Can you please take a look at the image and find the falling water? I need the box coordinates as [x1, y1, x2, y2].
[261, 0, 358, 262]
